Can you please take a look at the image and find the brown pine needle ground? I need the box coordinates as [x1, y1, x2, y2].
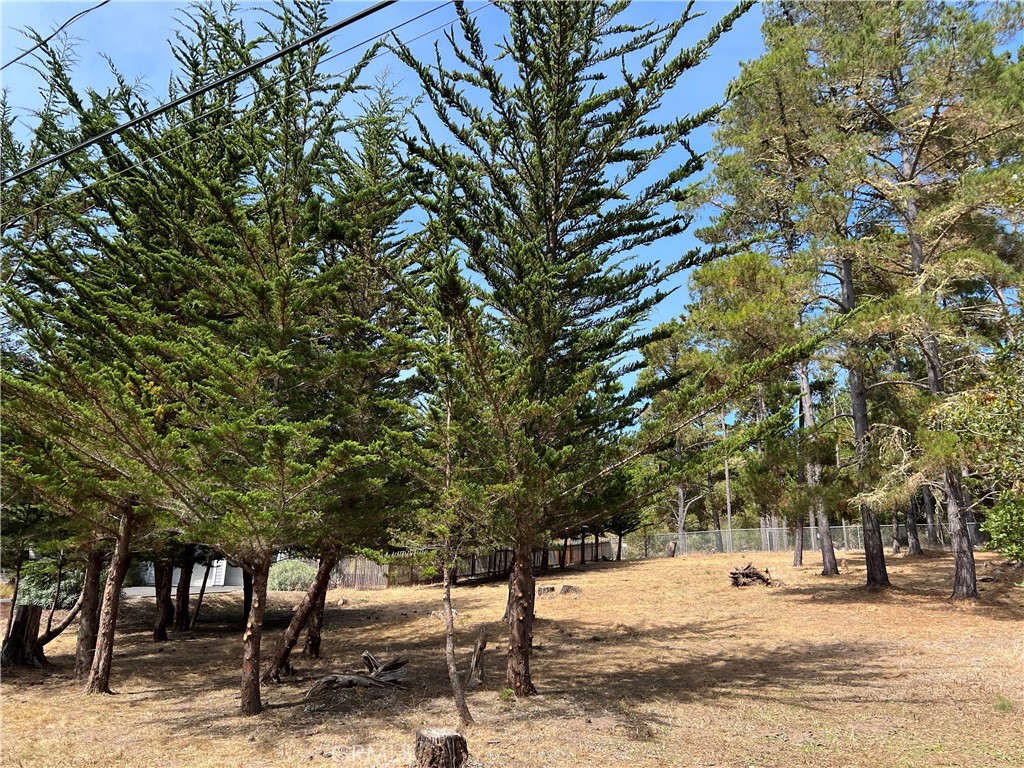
[2, 550, 1022, 767]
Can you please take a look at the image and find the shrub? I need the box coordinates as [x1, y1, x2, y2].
[15, 560, 84, 609]
[268, 559, 317, 591]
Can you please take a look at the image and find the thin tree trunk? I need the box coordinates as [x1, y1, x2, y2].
[37, 589, 83, 648]
[505, 536, 537, 696]
[443, 566, 473, 725]
[173, 546, 196, 631]
[890, 510, 902, 555]
[189, 562, 212, 631]
[709, 473, 723, 552]
[45, 555, 65, 636]
[263, 555, 336, 683]
[153, 559, 174, 642]
[302, 581, 328, 659]
[616, 534, 623, 561]
[4, 550, 24, 641]
[239, 556, 271, 716]
[924, 488, 940, 547]
[75, 550, 104, 680]
[906, 498, 923, 556]
[579, 535, 586, 566]
[946, 469, 979, 600]
[85, 505, 133, 694]
[792, 520, 804, 566]
[559, 536, 568, 569]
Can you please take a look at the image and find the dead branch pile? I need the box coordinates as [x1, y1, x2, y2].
[729, 563, 773, 588]
[305, 651, 408, 699]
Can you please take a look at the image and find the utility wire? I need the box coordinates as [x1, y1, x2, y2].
[2, 0, 398, 187]
[1, 1, 494, 232]
[1, 0, 112, 72]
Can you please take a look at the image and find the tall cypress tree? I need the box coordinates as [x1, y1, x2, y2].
[397, 0, 753, 694]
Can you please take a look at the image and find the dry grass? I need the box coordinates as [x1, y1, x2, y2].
[2, 550, 1023, 767]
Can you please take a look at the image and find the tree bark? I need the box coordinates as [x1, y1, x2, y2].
[239, 555, 271, 716]
[443, 566, 473, 725]
[890, 510, 902, 555]
[152, 559, 174, 642]
[616, 534, 623, 561]
[1, 605, 46, 668]
[85, 505, 133, 694]
[302, 581, 328, 659]
[241, 569, 253, 629]
[799, 359, 839, 576]
[923, 487, 940, 546]
[173, 546, 196, 631]
[505, 537, 537, 696]
[75, 550, 104, 680]
[946, 469, 979, 600]
[263, 555, 336, 683]
[414, 729, 468, 768]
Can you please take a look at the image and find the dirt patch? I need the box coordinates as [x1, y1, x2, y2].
[2, 550, 1022, 767]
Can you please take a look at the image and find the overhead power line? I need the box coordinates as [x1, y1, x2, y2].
[1, 0, 399, 187]
[1, 0, 112, 72]
[0, 1, 494, 232]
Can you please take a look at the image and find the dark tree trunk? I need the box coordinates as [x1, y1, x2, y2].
[1, 605, 46, 668]
[923, 488, 940, 546]
[505, 537, 536, 696]
[190, 562, 212, 630]
[906, 498, 923, 556]
[540, 546, 549, 571]
[579, 536, 585, 566]
[443, 566, 473, 726]
[559, 536, 568, 569]
[593, 534, 600, 561]
[239, 556, 271, 716]
[75, 550, 104, 680]
[241, 569, 253, 628]
[890, 510, 902, 555]
[263, 555, 336, 683]
[616, 534, 623, 561]
[153, 559, 174, 642]
[302, 580, 328, 659]
[173, 546, 196, 631]
[792, 521, 804, 567]
[85, 505, 133, 694]
[946, 469, 979, 600]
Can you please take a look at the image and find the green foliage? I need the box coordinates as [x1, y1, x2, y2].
[15, 561, 84, 609]
[267, 560, 319, 592]
[983, 494, 1024, 563]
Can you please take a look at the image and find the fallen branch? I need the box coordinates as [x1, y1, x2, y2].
[305, 651, 409, 699]
[729, 563, 772, 587]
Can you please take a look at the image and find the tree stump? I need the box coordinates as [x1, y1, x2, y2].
[1, 605, 46, 668]
[414, 729, 468, 768]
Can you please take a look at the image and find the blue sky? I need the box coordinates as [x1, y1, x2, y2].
[2, 0, 766, 326]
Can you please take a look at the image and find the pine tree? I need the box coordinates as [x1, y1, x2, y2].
[396, 0, 753, 694]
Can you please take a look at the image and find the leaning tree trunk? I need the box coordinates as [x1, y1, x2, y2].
[173, 546, 196, 631]
[190, 562, 212, 631]
[263, 555, 336, 683]
[37, 589, 84, 649]
[505, 536, 537, 696]
[239, 556, 272, 717]
[302, 582, 328, 659]
[86, 505, 134, 694]
[75, 550, 104, 680]
[152, 559, 174, 642]
[443, 566, 473, 726]
[45, 556, 65, 636]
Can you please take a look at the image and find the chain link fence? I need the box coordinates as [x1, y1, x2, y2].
[633, 522, 980, 559]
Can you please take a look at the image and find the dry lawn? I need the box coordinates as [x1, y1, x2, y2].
[2, 550, 1022, 768]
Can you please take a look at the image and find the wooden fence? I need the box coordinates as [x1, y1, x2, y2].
[328, 539, 615, 591]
